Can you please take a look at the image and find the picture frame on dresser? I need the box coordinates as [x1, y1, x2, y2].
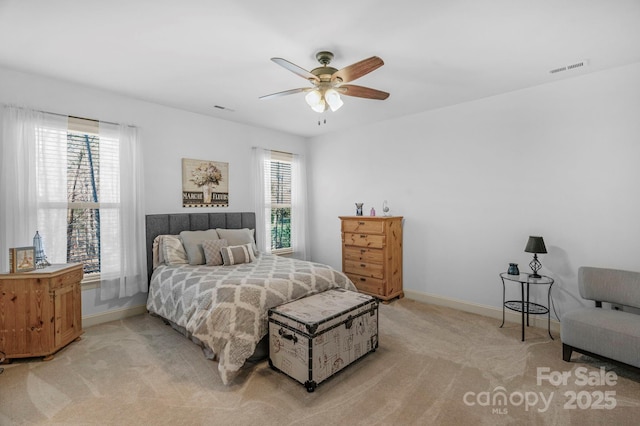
[9, 246, 36, 273]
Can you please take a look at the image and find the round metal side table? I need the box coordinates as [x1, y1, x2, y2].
[499, 272, 554, 341]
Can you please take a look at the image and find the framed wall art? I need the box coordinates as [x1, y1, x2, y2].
[9, 246, 36, 273]
[182, 158, 229, 208]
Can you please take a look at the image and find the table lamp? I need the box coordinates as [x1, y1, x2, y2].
[524, 236, 547, 278]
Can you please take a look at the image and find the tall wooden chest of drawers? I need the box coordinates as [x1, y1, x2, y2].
[340, 216, 403, 301]
[0, 263, 83, 361]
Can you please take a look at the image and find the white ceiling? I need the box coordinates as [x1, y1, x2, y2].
[1, 0, 639, 138]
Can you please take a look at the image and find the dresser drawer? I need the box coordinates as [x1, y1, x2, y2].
[343, 233, 385, 248]
[343, 246, 384, 263]
[342, 219, 384, 234]
[344, 260, 384, 279]
[346, 273, 385, 297]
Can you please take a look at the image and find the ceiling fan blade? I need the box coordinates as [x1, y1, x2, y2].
[338, 84, 389, 100]
[271, 58, 320, 82]
[331, 56, 384, 83]
[259, 87, 311, 100]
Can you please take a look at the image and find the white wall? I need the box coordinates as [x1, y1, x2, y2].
[3, 61, 639, 323]
[0, 66, 306, 318]
[307, 62, 640, 318]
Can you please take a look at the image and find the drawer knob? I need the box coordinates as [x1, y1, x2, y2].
[359, 278, 366, 282]
[360, 235, 366, 238]
[358, 221, 365, 225]
[360, 264, 366, 267]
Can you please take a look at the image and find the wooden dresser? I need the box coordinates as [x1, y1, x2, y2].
[340, 216, 403, 302]
[0, 263, 83, 361]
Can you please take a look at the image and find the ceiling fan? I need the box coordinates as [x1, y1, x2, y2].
[260, 51, 389, 113]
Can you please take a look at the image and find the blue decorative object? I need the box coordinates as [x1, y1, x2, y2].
[33, 231, 50, 269]
[355, 203, 363, 216]
[508, 263, 519, 275]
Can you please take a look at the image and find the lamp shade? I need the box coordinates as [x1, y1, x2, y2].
[324, 88, 343, 112]
[524, 236, 547, 254]
[305, 90, 322, 107]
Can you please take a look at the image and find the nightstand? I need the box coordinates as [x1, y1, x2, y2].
[0, 264, 83, 361]
[499, 272, 554, 341]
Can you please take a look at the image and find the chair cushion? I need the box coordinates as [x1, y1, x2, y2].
[561, 307, 640, 368]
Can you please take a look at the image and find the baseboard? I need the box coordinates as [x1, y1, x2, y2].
[82, 304, 148, 328]
[80, 292, 560, 333]
[404, 289, 561, 334]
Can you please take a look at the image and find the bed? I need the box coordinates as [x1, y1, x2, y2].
[145, 212, 357, 384]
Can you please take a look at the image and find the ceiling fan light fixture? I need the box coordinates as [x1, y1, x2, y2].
[325, 88, 343, 112]
[305, 89, 327, 112]
[311, 99, 326, 113]
[262, 52, 388, 113]
[305, 90, 322, 107]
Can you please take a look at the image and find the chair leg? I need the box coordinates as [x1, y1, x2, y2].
[562, 343, 573, 362]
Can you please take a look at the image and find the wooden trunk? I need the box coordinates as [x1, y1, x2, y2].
[0, 264, 83, 361]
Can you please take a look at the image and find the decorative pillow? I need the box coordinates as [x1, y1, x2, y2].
[221, 243, 257, 266]
[162, 235, 189, 265]
[216, 228, 257, 254]
[202, 239, 228, 266]
[179, 230, 219, 265]
[152, 236, 162, 269]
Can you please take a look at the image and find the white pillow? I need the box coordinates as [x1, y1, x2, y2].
[161, 235, 189, 265]
[152, 236, 162, 269]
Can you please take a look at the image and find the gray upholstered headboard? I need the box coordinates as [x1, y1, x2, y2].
[145, 212, 256, 280]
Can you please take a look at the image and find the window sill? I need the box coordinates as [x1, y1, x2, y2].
[81, 273, 101, 290]
[271, 248, 293, 256]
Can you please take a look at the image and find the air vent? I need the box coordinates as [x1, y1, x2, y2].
[549, 59, 589, 74]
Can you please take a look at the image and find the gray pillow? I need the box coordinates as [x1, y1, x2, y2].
[221, 243, 256, 266]
[202, 239, 228, 266]
[179, 229, 219, 265]
[216, 228, 257, 254]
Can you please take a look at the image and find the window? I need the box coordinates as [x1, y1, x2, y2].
[65, 119, 104, 274]
[253, 147, 307, 259]
[37, 117, 119, 277]
[269, 151, 292, 253]
[1, 106, 146, 298]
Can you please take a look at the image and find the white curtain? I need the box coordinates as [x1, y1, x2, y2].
[0, 105, 147, 297]
[251, 147, 271, 253]
[0, 106, 67, 272]
[99, 122, 147, 299]
[291, 153, 309, 260]
[36, 113, 72, 266]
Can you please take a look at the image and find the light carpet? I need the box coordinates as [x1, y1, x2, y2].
[1, 299, 639, 425]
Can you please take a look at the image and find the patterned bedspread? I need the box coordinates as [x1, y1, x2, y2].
[146, 253, 356, 384]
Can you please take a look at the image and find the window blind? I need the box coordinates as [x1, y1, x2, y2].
[270, 156, 291, 207]
[267, 151, 292, 251]
[36, 116, 120, 274]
